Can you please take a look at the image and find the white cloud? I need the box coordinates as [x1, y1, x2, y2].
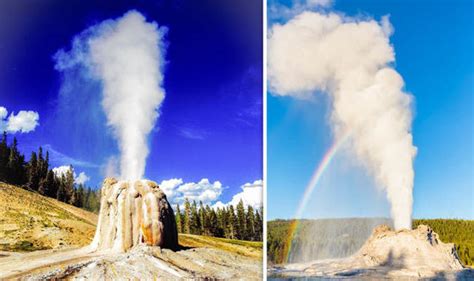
[0, 106, 39, 133]
[0, 107, 7, 119]
[52, 165, 72, 178]
[212, 201, 227, 209]
[52, 165, 90, 185]
[159, 178, 223, 206]
[212, 180, 263, 210]
[159, 178, 183, 200]
[75, 172, 90, 185]
[158, 178, 263, 210]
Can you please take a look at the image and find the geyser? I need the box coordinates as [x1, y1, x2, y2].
[55, 10, 167, 180]
[90, 178, 178, 252]
[268, 12, 417, 230]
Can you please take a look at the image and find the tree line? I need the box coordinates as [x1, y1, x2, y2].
[175, 199, 263, 241]
[0, 132, 100, 212]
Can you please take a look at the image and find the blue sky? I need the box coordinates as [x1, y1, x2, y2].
[0, 0, 262, 207]
[268, 0, 473, 220]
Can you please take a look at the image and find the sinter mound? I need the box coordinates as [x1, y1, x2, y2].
[277, 224, 471, 279]
[356, 224, 463, 271]
[90, 178, 178, 252]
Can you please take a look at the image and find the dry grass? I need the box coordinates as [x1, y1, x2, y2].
[178, 233, 263, 260]
[0, 182, 97, 252]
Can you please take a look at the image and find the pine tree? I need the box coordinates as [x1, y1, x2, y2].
[39, 170, 56, 197]
[70, 187, 78, 207]
[217, 207, 227, 238]
[7, 137, 26, 185]
[183, 198, 191, 234]
[83, 187, 100, 213]
[64, 166, 75, 203]
[50, 171, 59, 199]
[228, 205, 238, 239]
[208, 208, 219, 236]
[205, 205, 213, 236]
[70, 184, 84, 207]
[199, 201, 206, 235]
[77, 185, 85, 208]
[254, 208, 263, 241]
[84, 188, 91, 209]
[43, 151, 49, 178]
[56, 177, 67, 202]
[26, 152, 39, 191]
[236, 200, 246, 240]
[245, 205, 256, 241]
[176, 204, 182, 233]
[38, 175, 47, 195]
[0, 132, 9, 181]
[37, 146, 44, 177]
[190, 200, 201, 235]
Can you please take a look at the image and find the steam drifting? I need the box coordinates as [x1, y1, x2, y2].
[269, 12, 417, 230]
[55, 11, 167, 180]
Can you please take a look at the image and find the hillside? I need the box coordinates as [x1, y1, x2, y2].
[0, 182, 97, 252]
[179, 233, 263, 260]
[268, 218, 474, 267]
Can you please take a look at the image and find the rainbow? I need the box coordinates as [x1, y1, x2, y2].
[283, 133, 350, 263]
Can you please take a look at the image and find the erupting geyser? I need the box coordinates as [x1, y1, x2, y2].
[269, 12, 417, 230]
[55, 10, 167, 180]
[90, 178, 178, 252]
[55, 10, 175, 253]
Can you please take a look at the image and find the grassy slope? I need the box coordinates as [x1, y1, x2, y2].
[0, 182, 262, 260]
[179, 234, 263, 260]
[0, 182, 98, 251]
[268, 218, 474, 267]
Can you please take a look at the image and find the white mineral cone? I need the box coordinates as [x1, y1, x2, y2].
[90, 178, 178, 253]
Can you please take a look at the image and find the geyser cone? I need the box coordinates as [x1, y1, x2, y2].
[90, 178, 178, 252]
[356, 224, 464, 271]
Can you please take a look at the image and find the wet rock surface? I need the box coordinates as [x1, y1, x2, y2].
[270, 225, 474, 280]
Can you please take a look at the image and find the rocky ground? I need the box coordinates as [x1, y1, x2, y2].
[269, 225, 474, 280]
[0, 244, 261, 280]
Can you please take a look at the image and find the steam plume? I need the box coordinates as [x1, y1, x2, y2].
[268, 12, 417, 230]
[55, 11, 167, 180]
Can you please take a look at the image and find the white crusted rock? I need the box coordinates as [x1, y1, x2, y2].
[90, 178, 178, 252]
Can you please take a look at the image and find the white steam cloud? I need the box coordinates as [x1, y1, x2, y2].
[269, 12, 417, 230]
[55, 10, 167, 180]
